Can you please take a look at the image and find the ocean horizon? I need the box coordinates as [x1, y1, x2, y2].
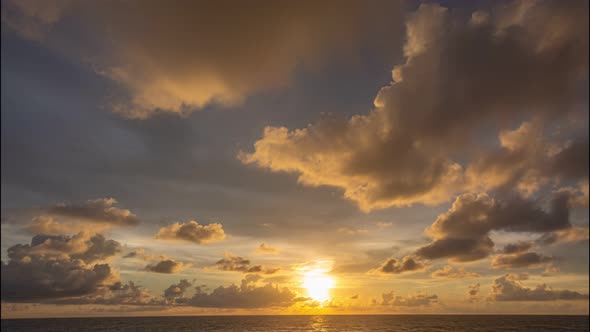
[2, 315, 589, 331]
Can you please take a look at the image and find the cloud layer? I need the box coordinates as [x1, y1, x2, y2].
[241, 1, 588, 211]
[2, 0, 403, 118]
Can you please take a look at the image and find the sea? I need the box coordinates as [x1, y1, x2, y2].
[1, 315, 589, 332]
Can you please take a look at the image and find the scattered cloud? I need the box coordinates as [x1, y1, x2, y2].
[537, 227, 590, 245]
[213, 254, 278, 275]
[492, 252, 556, 270]
[370, 256, 426, 275]
[144, 259, 188, 274]
[188, 276, 296, 308]
[416, 192, 571, 262]
[431, 266, 480, 279]
[489, 274, 589, 301]
[1, 233, 121, 302]
[155, 221, 226, 244]
[466, 283, 481, 303]
[255, 243, 279, 255]
[380, 291, 438, 307]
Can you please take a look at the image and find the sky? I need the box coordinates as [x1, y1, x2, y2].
[1, 0, 589, 318]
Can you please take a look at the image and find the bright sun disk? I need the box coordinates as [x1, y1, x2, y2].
[303, 269, 334, 302]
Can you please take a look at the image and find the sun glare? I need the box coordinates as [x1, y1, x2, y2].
[303, 269, 334, 302]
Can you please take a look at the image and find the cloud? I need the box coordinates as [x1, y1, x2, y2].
[465, 123, 589, 198]
[45, 198, 139, 226]
[155, 220, 226, 244]
[240, 1, 589, 211]
[2, 0, 404, 118]
[489, 274, 589, 301]
[431, 266, 480, 279]
[536, 227, 590, 245]
[502, 242, 533, 254]
[337, 227, 369, 235]
[380, 291, 438, 307]
[188, 276, 296, 308]
[8, 232, 122, 264]
[94, 281, 155, 306]
[144, 259, 188, 274]
[255, 243, 279, 255]
[1, 233, 121, 302]
[123, 248, 146, 259]
[416, 192, 571, 262]
[466, 283, 481, 303]
[416, 236, 495, 263]
[23, 198, 139, 235]
[213, 254, 278, 274]
[370, 256, 426, 275]
[163, 279, 193, 304]
[491, 252, 556, 269]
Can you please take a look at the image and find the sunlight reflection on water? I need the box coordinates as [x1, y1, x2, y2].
[2, 315, 588, 332]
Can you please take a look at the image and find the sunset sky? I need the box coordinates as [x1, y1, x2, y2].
[1, 0, 589, 318]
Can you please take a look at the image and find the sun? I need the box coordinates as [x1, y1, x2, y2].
[303, 269, 334, 302]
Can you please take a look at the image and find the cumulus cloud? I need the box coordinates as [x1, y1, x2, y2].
[155, 220, 226, 244]
[502, 242, 533, 254]
[466, 123, 589, 198]
[380, 291, 438, 307]
[466, 283, 481, 303]
[431, 265, 480, 279]
[241, 1, 589, 211]
[45, 198, 139, 226]
[163, 279, 193, 304]
[213, 254, 278, 274]
[1, 233, 121, 302]
[370, 256, 426, 275]
[536, 227, 590, 245]
[189, 276, 296, 308]
[144, 259, 188, 274]
[489, 274, 589, 301]
[2, 0, 403, 118]
[255, 243, 279, 255]
[123, 248, 146, 259]
[416, 192, 571, 262]
[23, 198, 139, 235]
[491, 252, 556, 269]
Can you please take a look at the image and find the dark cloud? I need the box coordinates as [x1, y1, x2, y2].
[144, 259, 187, 274]
[1, 233, 121, 302]
[536, 227, 590, 245]
[213, 254, 278, 274]
[466, 123, 589, 198]
[489, 274, 589, 301]
[241, 1, 589, 211]
[91, 281, 155, 306]
[46, 198, 139, 226]
[123, 248, 146, 259]
[380, 291, 438, 307]
[491, 252, 556, 270]
[416, 192, 571, 262]
[370, 256, 426, 274]
[22, 198, 139, 235]
[431, 265, 480, 279]
[416, 236, 495, 263]
[502, 242, 533, 254]
[163, 279, 193, 304]
[155, 220, 226, 244]
[9, 232, 121, 264]
[466, 283, 481, 303]
[2, 0, 404, 118]
[189, 276, 296, 308]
